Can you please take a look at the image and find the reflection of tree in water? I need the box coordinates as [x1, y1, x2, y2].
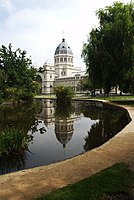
[0, 151, 28, 174]
[55, 101, 74, 118]
[0, 101, 41, 133]
[84, 121, 104, 151]
[84, 104, 131, 151]
[0, 100, 42, 174]
[30, 120, 46, 134]
[78, 101, 103, 120]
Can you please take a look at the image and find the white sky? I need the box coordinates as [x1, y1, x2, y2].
[0, 0, 131, 70]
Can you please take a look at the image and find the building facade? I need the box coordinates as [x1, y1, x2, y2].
[38, 38, 86, 94]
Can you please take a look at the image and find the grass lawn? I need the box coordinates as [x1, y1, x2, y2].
[93, 95, 134, 101]
[74, 95, 134, 107]
[35, 163, 134, 200]
[94, 95, 134, 107]
[34, 94, 134, 105]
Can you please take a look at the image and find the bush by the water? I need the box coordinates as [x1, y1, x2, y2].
[0, 128, 31, 155]
[55, 86, 74, 105]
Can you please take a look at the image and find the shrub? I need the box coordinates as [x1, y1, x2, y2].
[0, 128, 32, 156]
[55, 86, 74, 105]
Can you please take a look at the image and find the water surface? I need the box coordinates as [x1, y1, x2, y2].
[0, 99, 131, 174]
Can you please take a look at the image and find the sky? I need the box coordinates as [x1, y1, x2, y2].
[0, 0, 132, 70]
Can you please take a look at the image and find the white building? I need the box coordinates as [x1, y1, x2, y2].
[38, 38, 86, 94]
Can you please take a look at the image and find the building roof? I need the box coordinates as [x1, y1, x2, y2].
[54, 38, 73, 55]
[55, 71, 86, 80]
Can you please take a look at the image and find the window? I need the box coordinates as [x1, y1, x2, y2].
[50, 75, 52, 79]
[60, 57, 63, 62]
[64, 57, 67, 62]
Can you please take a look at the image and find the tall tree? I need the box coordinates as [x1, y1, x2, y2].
[82, 2, 134, 95]
[0, 44, 37, 100]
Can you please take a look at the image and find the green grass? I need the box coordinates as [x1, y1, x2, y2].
[74, 95, 134, 107]
[110, 100, 134, 107]
[34, 95, 56, 99]
[94, 95, 134, 101]
[94, 95, 134, 107]
[35, 94, 134, 100]
[35, 163, 134, 200]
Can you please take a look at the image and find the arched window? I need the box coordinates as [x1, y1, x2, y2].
[50, 85, 53, 95]
[35, 75, 42, 83]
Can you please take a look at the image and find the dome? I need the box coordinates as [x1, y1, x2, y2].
[55, 38, 73, 55]
[55, 131, 73, 148]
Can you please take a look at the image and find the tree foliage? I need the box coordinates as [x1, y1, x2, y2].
[82, 2, 134, 94]
[79, 76, 93, 92]
[0, 44, 38, 101]
[55, 86, 74, 105]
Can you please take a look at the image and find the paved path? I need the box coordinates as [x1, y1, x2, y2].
[0, 102, 134, 200]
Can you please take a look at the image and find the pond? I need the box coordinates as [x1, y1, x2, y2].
[0, 99, 131, 174]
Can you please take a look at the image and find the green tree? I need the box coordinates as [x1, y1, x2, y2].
[38, 66, 44, 73]
[0, 69, 8, 97]
[79, 76, 93, 92]
[55, 86, 74, 105]
[82, 2, 134, 95]
[120, 66, 134, 94]
[0, 44, 37, 101]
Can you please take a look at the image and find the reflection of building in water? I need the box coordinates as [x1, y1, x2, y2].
[35, 99, 55, 127]
[36, 99, 81, 147]
[55, 117, 74, 148]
